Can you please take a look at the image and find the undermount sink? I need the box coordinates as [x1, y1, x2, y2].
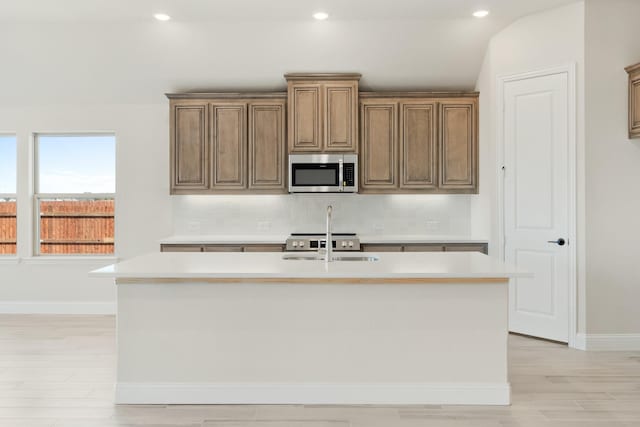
[282, 254, 380, 262]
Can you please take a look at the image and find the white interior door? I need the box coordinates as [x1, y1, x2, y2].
[503, 72, 570, 343]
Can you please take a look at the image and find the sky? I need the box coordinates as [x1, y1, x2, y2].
[0, 136, 17, 194]
[0, 134, 116, 194]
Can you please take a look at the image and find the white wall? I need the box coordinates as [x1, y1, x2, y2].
[0, 104, 172, 309]
[0, 19, 498, 106]
[473, 2, 586, 331]
[584, 0, 640, 334]
[0, 18, 487, 310]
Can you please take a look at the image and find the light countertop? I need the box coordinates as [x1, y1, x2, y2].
[159, 234, 489, 245]
[90, 251, 526, 281]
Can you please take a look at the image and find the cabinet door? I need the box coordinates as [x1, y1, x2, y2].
[630, 73, 640, 138]
[248, 102, 286, 192]
[289, 84, 322, 152]
[400, 102, 437, 189]
[211, 103, 247, 190]
[325, 82, 358, 152]
[360, 101, 398, 191]
[203, 245, 243, 252]
[439, 100, 478, 192]
[170, 103, 208, 192]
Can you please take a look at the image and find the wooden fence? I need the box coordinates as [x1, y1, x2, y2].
[0, 201, 16, 255]
[0, 200, 115, 255]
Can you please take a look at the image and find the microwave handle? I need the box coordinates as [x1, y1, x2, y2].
[338, 159, 344, 192]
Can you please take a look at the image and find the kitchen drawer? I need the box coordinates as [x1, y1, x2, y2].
[444, 243, 488, 254]
[161, 244, 203, 252]
[361, 244, 403, 252]
[204, 245, 244, 252]
[243, 245, 285, 252]
[402, 244, 445, 252]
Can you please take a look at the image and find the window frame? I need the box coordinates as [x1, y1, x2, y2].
[33, 133, 116, 257]
[0, 133, 18, 257]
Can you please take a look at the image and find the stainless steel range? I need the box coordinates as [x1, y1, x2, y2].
[285, 233, 361, 252]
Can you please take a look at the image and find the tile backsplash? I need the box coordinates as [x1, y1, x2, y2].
[172, 194, 472, 236]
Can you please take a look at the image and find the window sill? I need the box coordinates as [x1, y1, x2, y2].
[0, 257, 20, 265]
[21, 256, 119, 265]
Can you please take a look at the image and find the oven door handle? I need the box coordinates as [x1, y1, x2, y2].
[338, 159, 344, 192]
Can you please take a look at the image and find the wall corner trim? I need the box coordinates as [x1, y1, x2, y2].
[0, 301, 116, 315]
[576, 333, 640, 351]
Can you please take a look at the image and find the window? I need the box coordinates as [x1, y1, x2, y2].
[35, 134, 115, 255]
[0, 135, 17, 255]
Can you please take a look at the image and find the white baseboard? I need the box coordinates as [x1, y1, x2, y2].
[115, 382, 511, 405]
[573, 333, 587, 350]
[0, 301, 116, 315]
[576, 333, 640, 351]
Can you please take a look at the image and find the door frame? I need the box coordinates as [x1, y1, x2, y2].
[496, 64, 578, 348]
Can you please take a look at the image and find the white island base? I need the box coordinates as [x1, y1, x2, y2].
[92, 252, 520, 406]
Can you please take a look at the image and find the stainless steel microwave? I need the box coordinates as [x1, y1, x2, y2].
[288, 154, 358, 193]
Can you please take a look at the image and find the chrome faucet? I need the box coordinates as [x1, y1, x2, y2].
[325, 205, 333, 263]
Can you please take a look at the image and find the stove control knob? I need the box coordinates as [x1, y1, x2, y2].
[341, 241, 347, 248]
[299, 241, 305, 247]
[348, 241, 354, 247]
[292, 241, 298, 248]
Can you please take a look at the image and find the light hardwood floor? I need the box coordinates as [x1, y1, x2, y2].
[0, 315, 639, 427]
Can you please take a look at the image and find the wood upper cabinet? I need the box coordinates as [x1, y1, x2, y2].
[626, 62, 640, 139]
[360, 100, 398, 191]
[359, 93, 478, 194]
[289, 84, 322, 151]
[439, 99, 477, 191]
[286, 74, 360, 153]
[170, 101, 209, 191]
[400, 101, 437, 189]
[168, 83, 478, 195]
[325, 82, 358, 151]
[211, 103, 246, 189]
[248, 101, 286, 190]
[168, 94, 287, 194]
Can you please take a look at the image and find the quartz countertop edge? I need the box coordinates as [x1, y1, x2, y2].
[159, 234, 489, 245]
[90, 252, 529, 281]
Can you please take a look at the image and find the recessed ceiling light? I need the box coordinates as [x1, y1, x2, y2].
[153, 13, 171, 21]
[313, 12, 329, 21]
[473, 10, 490, 18]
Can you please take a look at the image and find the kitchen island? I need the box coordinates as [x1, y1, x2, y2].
[91, 251, 525, 405]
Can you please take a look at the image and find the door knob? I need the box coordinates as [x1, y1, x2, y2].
[547, 238, 566, 246]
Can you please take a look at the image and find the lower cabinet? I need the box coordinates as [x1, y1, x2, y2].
[162, 242, 487, 254]
[161, 244, 285, 252]
[361, 243, 488, 254]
